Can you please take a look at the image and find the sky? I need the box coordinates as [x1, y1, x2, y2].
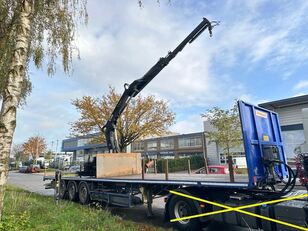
[12, 0, 308, 151]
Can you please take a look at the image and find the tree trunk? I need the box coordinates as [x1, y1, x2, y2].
[0, 0, 34, 220]
[227, 155, 235, 182]
[226, 145, 235, 182]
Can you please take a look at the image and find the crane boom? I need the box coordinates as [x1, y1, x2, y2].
[104, 18, 219, 153]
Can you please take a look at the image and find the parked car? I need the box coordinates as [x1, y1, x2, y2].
[68, 165, 80, 173]
[195, 165, 231, 174]
[19, 166, 28, 173]
[63, 165, 70, 171]
[40, 162, 49, 169]
[208, 165, 229, 174]
[27, 164, 40, 173]
[18, 165, 40, 173]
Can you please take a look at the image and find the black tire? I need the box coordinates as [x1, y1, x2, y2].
[168, 195, 202, 231]
[78, 182, 90, 205]
[59, 180, 67, 199]
[67, 181, 78, 201]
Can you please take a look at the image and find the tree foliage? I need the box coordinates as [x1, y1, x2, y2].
[22, 136, 47, 160]
[44, 150, 53, 160]
[71, 87, 175, 152]
[10, 143, 27, 163]
[0, 0, 87, 102]
[202, 102, 242, 156]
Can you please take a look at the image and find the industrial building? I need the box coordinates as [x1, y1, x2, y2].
[62, 94, 308, 164]
[62, 133, 107, 162]
[204, 94, 308, 165]
[259, 94, 308, 158]
[62, 132, 207, 162]
[130, 132, 205, 159]
[203, 120, 246, 166]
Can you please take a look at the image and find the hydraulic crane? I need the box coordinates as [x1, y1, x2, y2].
[45, 18, 308, 231]
[103, 18, 219, 153]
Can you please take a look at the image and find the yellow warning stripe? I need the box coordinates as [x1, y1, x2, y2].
[169, 190, 308, 231]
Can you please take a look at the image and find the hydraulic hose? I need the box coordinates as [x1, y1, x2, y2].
[263, 160, 297, 199]
[252, 160, 297, 200]
[273, 160, 297, 194]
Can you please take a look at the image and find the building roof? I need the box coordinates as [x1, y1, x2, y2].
[63, 132, 101, 142]
[140, 132, 203, 142]
[259, 94, 308, 109]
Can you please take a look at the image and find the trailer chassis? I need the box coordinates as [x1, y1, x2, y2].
[47, 173, 304, 231]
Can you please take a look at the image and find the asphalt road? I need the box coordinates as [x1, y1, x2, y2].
[7, 171, 250, 231]
[8, 171, 54, 196]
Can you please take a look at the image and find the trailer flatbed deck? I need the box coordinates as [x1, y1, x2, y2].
[44, 173, 249, 188]
[111, 173, 248, 181]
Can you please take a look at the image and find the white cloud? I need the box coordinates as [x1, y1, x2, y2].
[294, 80, 308, 90]
[13, 73, 84, 147]
[206, 0, 308, 77]
[293, 92, 306, 97]
[170, 114, 203, 134]
[11, 0, 308, 145]
[70, 0, 251, 109]
[68, 0, 308, 109]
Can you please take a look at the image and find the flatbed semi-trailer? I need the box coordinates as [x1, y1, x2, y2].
[43, 173, 250, 215]
[44, 174, 249, 188]
[43, 171, 308, 231]
[43, 174, 250, 211]
[44, 101, 308, 230]
[43, 173, 256, 230]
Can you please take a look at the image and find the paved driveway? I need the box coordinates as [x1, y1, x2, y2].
[8, 171, 54, 196]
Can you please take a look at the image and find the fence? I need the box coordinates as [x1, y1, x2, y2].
[156, 155, 204, 173]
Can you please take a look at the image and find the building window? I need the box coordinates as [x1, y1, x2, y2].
[147, 141, 157, 150]
[63, 140, 77, 148]
[132, 141, 145, 151]
[160, 138, 174, 150]
[178, 153, 202, 158]
[77, 138, 91, 147]
[178, 136, 202, 148]
[282, 130, 305, 158]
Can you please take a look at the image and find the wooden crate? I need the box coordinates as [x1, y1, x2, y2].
[96, 153, 142, 178]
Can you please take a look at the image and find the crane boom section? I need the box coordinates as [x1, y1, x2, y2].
[104, 18, 218, 153]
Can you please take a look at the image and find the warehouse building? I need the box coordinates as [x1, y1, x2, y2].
[131, 132, 205, 159]
[204, 94, 308, 165]
[62, 132, 208, 162]
[259, 94, 308, 158]
[62, 133, 107, 162]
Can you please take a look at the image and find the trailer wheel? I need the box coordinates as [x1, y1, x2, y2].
[78, 182, 90, 205]
[59, 180, 67, 199]
[168, 195, 201, 231]
[67, 181, 78, 201]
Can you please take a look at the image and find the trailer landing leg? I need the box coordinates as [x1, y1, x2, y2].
[146, 187, 154, 218]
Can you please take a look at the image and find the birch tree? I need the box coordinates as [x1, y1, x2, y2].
[0, 0, 87, 219]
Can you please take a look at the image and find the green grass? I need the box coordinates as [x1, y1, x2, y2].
[43, 168, 57, 172]
[1, 186, 163, 231]
[234, 168, 248, 174]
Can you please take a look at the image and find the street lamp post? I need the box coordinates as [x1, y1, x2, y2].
[36, 139, 38, 164]
[202, 132, 209, 174]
